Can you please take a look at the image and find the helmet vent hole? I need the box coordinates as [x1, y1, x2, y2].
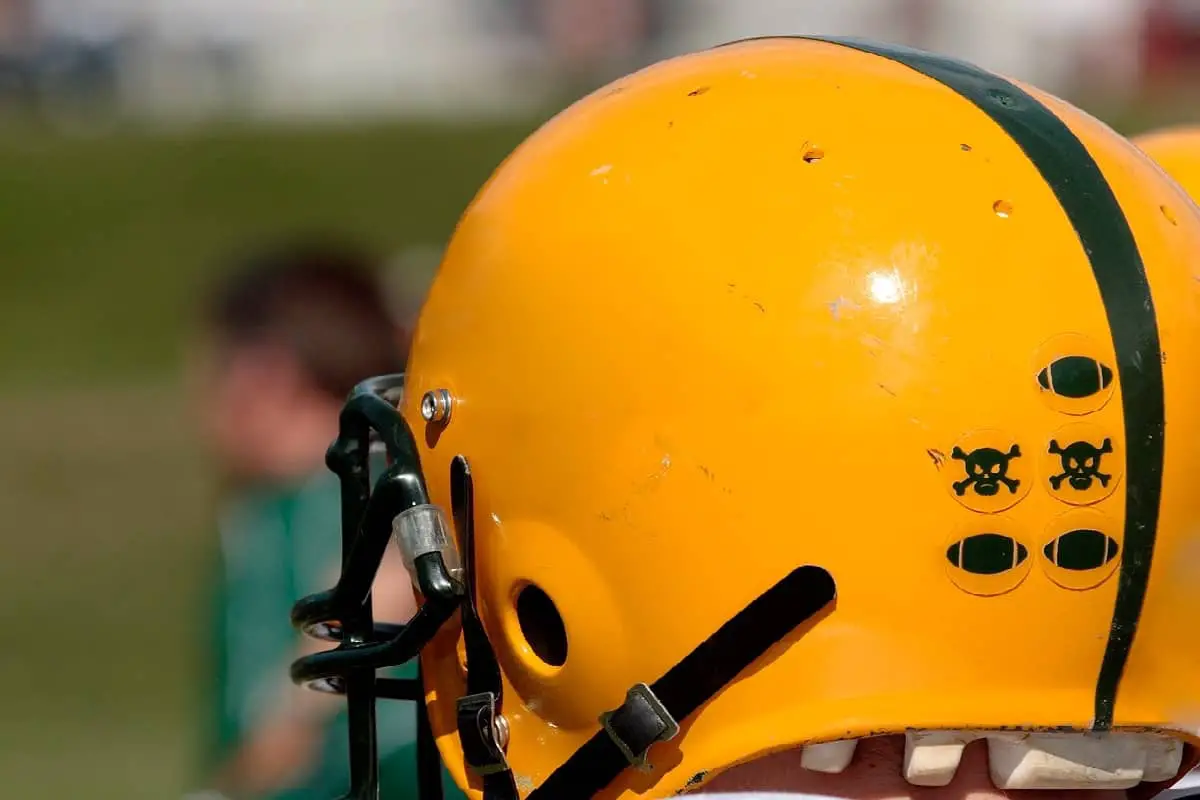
[993, 200, 1014, 218]
[802, 146, 825, 164]
[1161, 204, 1178, 226]
[515, 584, 568, 667]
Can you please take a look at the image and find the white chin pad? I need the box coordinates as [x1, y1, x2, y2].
[803, 730, 1184, 789]
[1145, 737, 1187, 782]
[904, 730, 976, 786]
[987, 732, 1184, 790]
[799, 739, 858, 773]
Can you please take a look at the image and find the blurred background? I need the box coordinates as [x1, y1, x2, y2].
[0, 1, 1197, 798]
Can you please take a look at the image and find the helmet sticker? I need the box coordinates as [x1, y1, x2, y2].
[1033, 333, 1118, 416]
[945, 430, 1033, 513]
[944, 518, 1033, 596]
[1040, 509, 1123, 590]
[1039, 422, 1124, 506]
[943, 509, 1123, 595]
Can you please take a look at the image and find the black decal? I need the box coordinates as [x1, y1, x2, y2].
[1037, 355, 1114, 399]
[1048, 438, 1113, 492]
[952, 445, 1022, 497]
[948, 533, 1029, 575]
[1044, 529, 1120, 571]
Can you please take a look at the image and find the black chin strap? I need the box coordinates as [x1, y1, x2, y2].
[526, 565, 836, 800]
[444, 450, 835, 800]
[450, 456, 520, 800]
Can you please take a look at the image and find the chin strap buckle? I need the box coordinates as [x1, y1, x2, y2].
[457, 692, 511, 777]
[599, 683, 681, 770]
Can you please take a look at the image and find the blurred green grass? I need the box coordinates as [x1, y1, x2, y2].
[0, 385, 210, 798]
[0, 120, 536, 386]
[0, 120, 535, 799]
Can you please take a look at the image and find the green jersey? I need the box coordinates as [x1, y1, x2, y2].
[202, 467, 465, 799]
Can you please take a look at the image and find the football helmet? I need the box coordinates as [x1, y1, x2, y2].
[291, 38, 1200, 799]
[1135, 125, 1200, 203]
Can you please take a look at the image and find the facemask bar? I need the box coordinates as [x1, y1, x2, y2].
[290, 374, 465, 800]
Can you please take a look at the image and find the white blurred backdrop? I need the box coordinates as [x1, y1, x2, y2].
[4, 0, 1197, 124]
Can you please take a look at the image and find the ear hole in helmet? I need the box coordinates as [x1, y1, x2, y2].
[515, 583, 568, 668]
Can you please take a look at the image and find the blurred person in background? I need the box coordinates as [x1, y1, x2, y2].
[186, 238, 464, 800]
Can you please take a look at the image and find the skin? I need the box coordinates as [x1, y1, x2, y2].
[699, 736, 1126, 800]
[188, 338, 343, 486]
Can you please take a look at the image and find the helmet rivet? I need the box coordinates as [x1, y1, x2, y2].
[492, 713, 510, 751]
[419, 389, 453, 423]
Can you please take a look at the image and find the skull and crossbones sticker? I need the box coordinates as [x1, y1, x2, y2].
[1039, 423, 1122, 506]
[1048, 438, 1112, 491]
[944, 430, 1032, 513]
[952, 445, 1022, 497]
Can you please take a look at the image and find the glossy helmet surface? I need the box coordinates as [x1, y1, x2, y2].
[1135, 124, 1200, 203]
[292, 37, 1200, 799]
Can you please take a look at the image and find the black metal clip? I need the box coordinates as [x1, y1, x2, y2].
[457, 691, 511, 777]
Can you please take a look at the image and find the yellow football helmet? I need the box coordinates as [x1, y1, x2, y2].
[1135, 125, 1200, 203]
[291, 37, 1200, 799]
